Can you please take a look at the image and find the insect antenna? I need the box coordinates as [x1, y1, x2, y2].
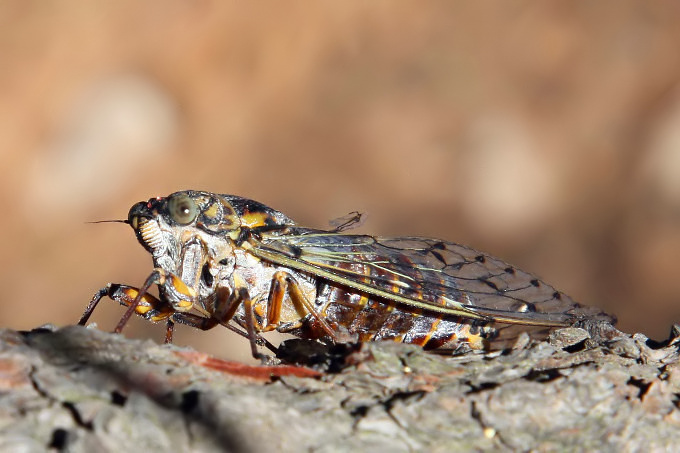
[85, 219, 130, 225]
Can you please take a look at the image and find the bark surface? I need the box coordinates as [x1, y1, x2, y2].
[1, 324, 679, 452]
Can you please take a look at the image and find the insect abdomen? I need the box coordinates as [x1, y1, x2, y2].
[314, 284, 497, 350]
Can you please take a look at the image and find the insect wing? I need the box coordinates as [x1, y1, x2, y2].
[253, 231, 611, 327]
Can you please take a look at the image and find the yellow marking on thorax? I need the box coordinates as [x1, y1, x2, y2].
[241, 212, 272, 228]
[203, 203, 219, 219]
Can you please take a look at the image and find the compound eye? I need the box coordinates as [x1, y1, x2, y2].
[168, 194, 198, 225]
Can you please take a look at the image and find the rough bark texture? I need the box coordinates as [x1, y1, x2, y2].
[1, 324, 679, 452]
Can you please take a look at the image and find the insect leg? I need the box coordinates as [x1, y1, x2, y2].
[80, 279, 282, 353]
[267, 271, 338, 340]
[193, 286, 277, 357]
[223, 287, 268, 361]
[168, 310, 279, 354]
[211, 286, 241, 328]
[164, 319, 175, 343]
[114, 268, 197, 335]
[78, 286, 110, 326]
[79, 283, 175, 326]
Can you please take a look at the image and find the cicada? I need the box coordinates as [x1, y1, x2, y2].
[79, 190, 614, 359]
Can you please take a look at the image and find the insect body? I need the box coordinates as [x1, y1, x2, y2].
[79, 190, 614, 358]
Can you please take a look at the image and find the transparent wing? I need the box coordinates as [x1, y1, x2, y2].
[253, 230, 614, 327]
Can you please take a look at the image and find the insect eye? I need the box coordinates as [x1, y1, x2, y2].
[168, 194, 198, 225]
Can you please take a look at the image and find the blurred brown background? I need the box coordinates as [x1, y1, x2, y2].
[2, 2, 680, 361]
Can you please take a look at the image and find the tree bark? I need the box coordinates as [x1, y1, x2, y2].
[1, 323, 679, 452]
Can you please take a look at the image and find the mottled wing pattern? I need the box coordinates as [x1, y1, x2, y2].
[256, 230, 613, 328]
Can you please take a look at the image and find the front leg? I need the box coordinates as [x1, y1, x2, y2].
[79, 282, 179, 341]
[79, 283, 176, 325]
[113, 268, 197, 334]
[79, 268, 198, 340]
